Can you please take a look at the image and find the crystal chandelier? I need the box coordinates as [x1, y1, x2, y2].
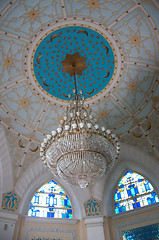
[40, 54, 120, 188]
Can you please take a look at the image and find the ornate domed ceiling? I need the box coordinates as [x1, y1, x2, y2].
[0, 0, 159, 187]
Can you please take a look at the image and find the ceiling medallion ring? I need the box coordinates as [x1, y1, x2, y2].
[26, 19, 122, 106]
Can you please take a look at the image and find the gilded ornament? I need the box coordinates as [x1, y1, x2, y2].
[102, 45, 109, 54]
[87, 0, 100, 9]
[77, 29, 88, 36]
[29, 145, 39, 152]
[85, 88, 94, 94]
[1, 191, 20, 212]
[18, 139, 26, 148]
[84, 198, 102, 216]
[61, 52, 87, 77]
[104, 69, 110, 78]
[43, 78, 50, 86]
[36, 55, 43, 64]
[50, 34, 60, 42]
[133, 131, 142, 138]
[146, 121, 151, 131]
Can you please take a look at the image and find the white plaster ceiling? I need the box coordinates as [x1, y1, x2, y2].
[0, 0, 159, 190]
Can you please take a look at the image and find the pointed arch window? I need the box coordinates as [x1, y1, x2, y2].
[114, 171, 159, 214]
[28, 180, 73, 218]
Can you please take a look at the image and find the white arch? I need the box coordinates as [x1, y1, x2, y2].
[93, 143, 159, 216]
[15, 160, 82, 219]
[0, 127, 13, 206]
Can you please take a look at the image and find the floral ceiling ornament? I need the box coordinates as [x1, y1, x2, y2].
[87, 0, 100, 9]
[61, 52, 88, 77]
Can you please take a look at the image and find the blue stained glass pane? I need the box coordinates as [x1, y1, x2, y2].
[130, 187, 135, 196]
[64, 199, 67, 207]
[114, 194, 118, 201]
[119, 207, 122, 213]
[134, 186, 139, 195]
[136, 201, 140, 208]
[122, 223, 159, 240]
[147, 197, 151, 205]
[115, 208, 119, 214]
[127, 189, 131, 197]
[115, 171, 159, 214]
[122, 205, 126, 212]
[117, 192, 121, 200]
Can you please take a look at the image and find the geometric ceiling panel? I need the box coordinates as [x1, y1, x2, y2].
[4, 128, 25, 185]
[17, 149, 40, 182]
[144, 108, 159, 153]
[65, 0, 134, 26]
[112, 8, 158, 65]
[134, 99, 153, 120]
[0, 35, 27, 88]
[0, 0, 11, 11]
[91, 94, 130, 130]
[4, 128, 40, 185]
[0, 0, 63, 39]
[113, 120, 134, 136]
[113, 65, 158, 114]
[36, 105, 65, 134]
[0, 82, 46, 129]
[121, 130, 157, 160]
[138, 0, 159, 30]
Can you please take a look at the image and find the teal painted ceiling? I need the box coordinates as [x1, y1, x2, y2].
[0, 0, 159, 186]
[33, 26, 115, 100]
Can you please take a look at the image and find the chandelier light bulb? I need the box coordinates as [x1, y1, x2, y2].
[57, 127, 62, 133]
[101, 127, 106, 132]
[65, 125, 70, 131]
[79, 122, 84, 128]
[47, 134, 52, 140]
[106, 129, 111, 135]
[87, 123, 92, 129]
[52, 130, 57, 136]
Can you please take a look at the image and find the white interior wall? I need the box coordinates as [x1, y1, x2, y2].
[0, 127, 13, 206]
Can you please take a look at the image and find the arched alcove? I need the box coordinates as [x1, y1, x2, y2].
[94, 143, 159, 216]
[15, 160, 82, 219]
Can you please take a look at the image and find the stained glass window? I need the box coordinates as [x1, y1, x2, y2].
[28, 180, 73, 218]
[114, 171, 159, 214]
[122, 223, 159, 240]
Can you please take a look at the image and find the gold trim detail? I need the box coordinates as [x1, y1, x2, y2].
[61, 52, 87, 77]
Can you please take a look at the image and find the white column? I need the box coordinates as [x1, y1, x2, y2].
[85, 216, 105, 240]
[0, 210, 18, 240]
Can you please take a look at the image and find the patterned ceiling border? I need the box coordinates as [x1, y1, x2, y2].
[25, 18, 123, 106]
